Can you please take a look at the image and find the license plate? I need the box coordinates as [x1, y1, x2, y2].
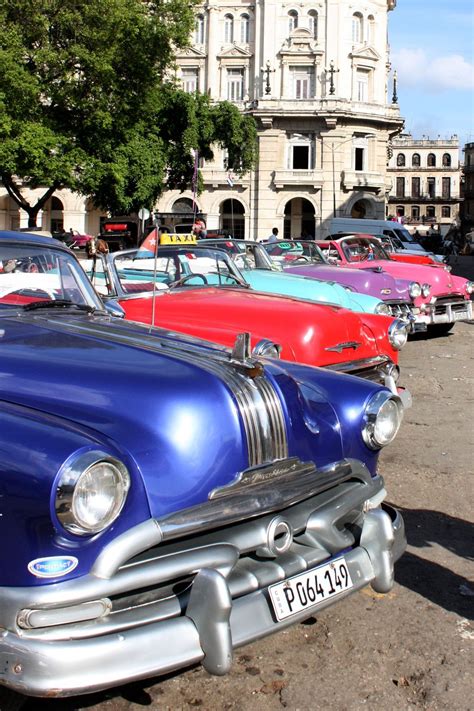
[269, 557, 353, 621]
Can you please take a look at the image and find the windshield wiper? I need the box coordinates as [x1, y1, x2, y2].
[23, 299, 96, 313]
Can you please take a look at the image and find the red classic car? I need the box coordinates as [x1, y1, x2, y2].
[318, 236, 473, 334]
[85, 245, 411, 400]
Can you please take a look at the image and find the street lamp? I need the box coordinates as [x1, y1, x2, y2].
[329, 133, 376, 218]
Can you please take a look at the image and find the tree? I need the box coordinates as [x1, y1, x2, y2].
[0, 0, 257, 225]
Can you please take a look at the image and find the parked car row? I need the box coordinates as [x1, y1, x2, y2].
[0, 225, 471, 707]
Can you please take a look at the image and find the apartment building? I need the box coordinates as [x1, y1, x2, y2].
[387, 133, 462, 234]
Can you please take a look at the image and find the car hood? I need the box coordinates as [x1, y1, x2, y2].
[118, 287, 394, 367]
[359, 260, 464, 295]
[0, 310, 350, 518]
[241, 269, 381, 313]
[284, 263, 411, 301]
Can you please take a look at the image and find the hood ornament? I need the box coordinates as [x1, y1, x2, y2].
[325, 341, 361, 353]
[231, 332, 264, 378]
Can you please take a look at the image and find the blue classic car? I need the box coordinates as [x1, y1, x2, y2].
[0, 230, 406, 704]
[204, 238, 392, 315]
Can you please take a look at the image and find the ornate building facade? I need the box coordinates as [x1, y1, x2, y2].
[156, 0, 404, 239]
[387, 133, 462, 234]
[1, 0, 404, 239]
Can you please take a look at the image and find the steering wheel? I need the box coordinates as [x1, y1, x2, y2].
[171, 273, 209, 287]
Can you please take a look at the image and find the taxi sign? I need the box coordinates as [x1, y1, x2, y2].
[159, 233, 197, 245]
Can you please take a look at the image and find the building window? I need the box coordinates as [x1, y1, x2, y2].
[227, 68, 244, 101]
[288, 134, 314, 169]
[240, 14, 250, 43]
[366, 15, 375, 43]
[441, 206, 451, 218]
[396, 153, 406, 167]
[427, 153, 436, 167]
[194, 15, 205, 44]
[352, 13, 363, 43]
[396, 206, 405, 218]
[181, 68, 199, 94]
[412, 153, 421, 167]
[442, 177, 451, 199]
[224, 14, 234, 43]
[411, 205, 420, 220]
[288, 10, 298, 33]
[354, 147, 365, 171]
[427, 177, 436, 198]
[355, 69, 369, 101]
[308, 10, 318, 39]
[426, 205, 436, 218]
[411, 177, 420, 198]
[396, 177, 405, 197]
[442, 153, 452, 167]
[292, 66, 314, 99]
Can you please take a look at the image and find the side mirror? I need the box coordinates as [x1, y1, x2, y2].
[103, 299, 125, 318]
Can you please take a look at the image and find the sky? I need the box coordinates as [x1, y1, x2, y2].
[388, 0, 474, 149]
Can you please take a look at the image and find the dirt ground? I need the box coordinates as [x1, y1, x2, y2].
[25, 321, 474, 711]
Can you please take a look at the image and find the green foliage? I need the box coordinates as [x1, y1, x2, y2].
[0, 0, 257, 222]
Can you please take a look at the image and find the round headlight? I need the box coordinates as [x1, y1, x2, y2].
[362, 392, 403, 450]
[252, 339, 282, 359]
[375, 301, 391, 315]
[409, 282, 422, 298]
[421, 283, 431, 298]
[388, 318, 408, 350]
[465, 281, 474, 294]
[56, 451, 130, 536]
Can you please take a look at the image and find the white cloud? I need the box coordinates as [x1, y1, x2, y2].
[392, 49, 474, 92]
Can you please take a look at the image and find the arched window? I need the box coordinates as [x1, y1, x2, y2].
[240, 13, 250, 43]
[412, 153, 421, 167]
[442, 153, 452, 167]
[366, 15, 375, 43]
[194, 14, 205, 44]
[352, 13, 363, 43]
[288, 10, 298, 33]
[308, 10, 318, 39]
[396, 153, 406, 167]
[427, 153, 436, 167]
[224, 14, 234, 43]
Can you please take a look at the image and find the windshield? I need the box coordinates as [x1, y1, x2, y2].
[263, 240, 326, 266]
[204, 240, 279, 271]
[339, 238, 390, 262]
[106, 246, 248, 296]
[0, 242, 104, 311]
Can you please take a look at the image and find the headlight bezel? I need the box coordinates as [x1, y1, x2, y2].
[374, 301, 391, 315]
[421, 283, 431, 298]
[55, 450, 130, 536]
[466, 281, 474, 294]
[362, 391, 403, 450]
[388, 318, 409, 350]
[409, 281, 422, 298]
[252, 339, 282, 359]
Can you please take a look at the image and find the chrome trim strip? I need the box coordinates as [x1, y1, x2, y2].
[325, 355, 391, 375]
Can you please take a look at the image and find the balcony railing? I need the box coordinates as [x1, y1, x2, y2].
[272, 169, 324, 189]
[341, 170, 385, 191]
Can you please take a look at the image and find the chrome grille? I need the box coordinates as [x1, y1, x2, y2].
[433, 296, 468, 315]
[386, 301, 412, 319]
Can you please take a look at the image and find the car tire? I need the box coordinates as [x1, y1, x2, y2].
[0, 688, 26, 711]
[429, 323, 455, 336]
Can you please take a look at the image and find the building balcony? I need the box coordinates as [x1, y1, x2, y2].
[200, 169, 251, 189]
[388, 195, 461, 204]
[341, 170, 385, 192]
[272, 169, 324, 189]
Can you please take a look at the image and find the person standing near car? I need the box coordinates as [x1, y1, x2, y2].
[267, 227, 279, 243]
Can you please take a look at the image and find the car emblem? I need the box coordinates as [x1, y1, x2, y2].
[28, 556, 78, 578]
[325, 341, 361, 353]
[381, 288, 392, 295]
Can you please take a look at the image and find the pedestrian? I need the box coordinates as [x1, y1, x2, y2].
[267, 227, 279, 243]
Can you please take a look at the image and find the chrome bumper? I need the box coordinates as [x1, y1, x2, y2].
[413, 298, 473, 329]
[0, 463, 405, 698]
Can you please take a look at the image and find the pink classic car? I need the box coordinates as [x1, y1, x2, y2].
[318, 236, 473, 335]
